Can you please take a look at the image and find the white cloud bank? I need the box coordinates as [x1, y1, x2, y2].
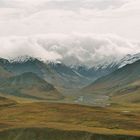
[0, 0, 140, 67]
[0, 34, 140, 67]
[0, 0, 140, 39]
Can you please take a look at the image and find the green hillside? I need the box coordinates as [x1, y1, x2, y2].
[0, 72, 63, 101]
[84, 60, 140, 104]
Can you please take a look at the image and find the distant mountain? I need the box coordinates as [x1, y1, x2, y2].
[1, 53, 140, 93]
[73, 64, 118, 81]
[0, 66, 12, 80]
[74, 53, 140, 79]
[0, 56, 47, 78]
[47, 62, 91, 90]
[0, 72, 63, 101]
[118, 53, 140, 68]
[84, 59, 140, 103]
[0, 59, 12, 80]
[0, 57, 92, 91]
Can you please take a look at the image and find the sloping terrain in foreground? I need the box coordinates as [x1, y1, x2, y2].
[0, 96, 16, 107]
[0, 98, 139, 140]
[0, 127, 139, 140]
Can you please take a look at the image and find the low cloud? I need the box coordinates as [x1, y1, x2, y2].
[0, 33, 140, 67]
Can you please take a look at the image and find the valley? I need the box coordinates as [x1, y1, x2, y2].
[0, 55, 140, 139]
[1, 0, 140, 139]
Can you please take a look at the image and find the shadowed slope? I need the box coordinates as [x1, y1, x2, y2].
[84, 60, 140, 103]
[0, 72, 63, 101]
[0, 127, 139, 140]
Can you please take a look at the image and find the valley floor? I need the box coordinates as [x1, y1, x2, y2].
[0, 99, 140, 140]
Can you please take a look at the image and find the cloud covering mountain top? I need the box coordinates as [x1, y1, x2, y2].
[0, 34, 140, 67]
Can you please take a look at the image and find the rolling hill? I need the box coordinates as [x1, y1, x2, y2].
[0, 57, 92, 91]
[0, 72, 63, 101]
[1, 54, 140, 103]
[0, 102, 139, 139]
[0, 96, 16, 107]
[84, 60, 140, 104]
[1, 53, 140, 92]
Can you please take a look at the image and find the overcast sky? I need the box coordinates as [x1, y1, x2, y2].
[0, 0, 140, 40]
[0, 0, 140, 66]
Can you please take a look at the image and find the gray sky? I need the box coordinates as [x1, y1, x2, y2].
[0, 0, 140, 66]
[0, 0, 140, 40]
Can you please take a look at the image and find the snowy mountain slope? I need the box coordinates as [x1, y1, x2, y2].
[118, 53, 140, 68]
[0, 57, 92, 91]
[0, 52, 140, 93]
[83, 59, 140, 104]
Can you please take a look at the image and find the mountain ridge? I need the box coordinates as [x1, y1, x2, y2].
[0, 72, 63, 101]
[84, 59, 140, 104]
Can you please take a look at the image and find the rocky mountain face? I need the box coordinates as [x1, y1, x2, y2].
[0, 53, 140, 102]
[84, 59, 140, 103]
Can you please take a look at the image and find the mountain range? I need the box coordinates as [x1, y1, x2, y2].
[0, 53, 140, 104]
[84, 59, 140, 104]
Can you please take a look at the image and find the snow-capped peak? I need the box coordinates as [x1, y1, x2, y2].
[5, 53, 140, 71]
[118, 53, 140, 68]
[8, 55, 41, 63]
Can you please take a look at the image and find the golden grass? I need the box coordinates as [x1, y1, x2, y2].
[0, 100, 140, 136]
